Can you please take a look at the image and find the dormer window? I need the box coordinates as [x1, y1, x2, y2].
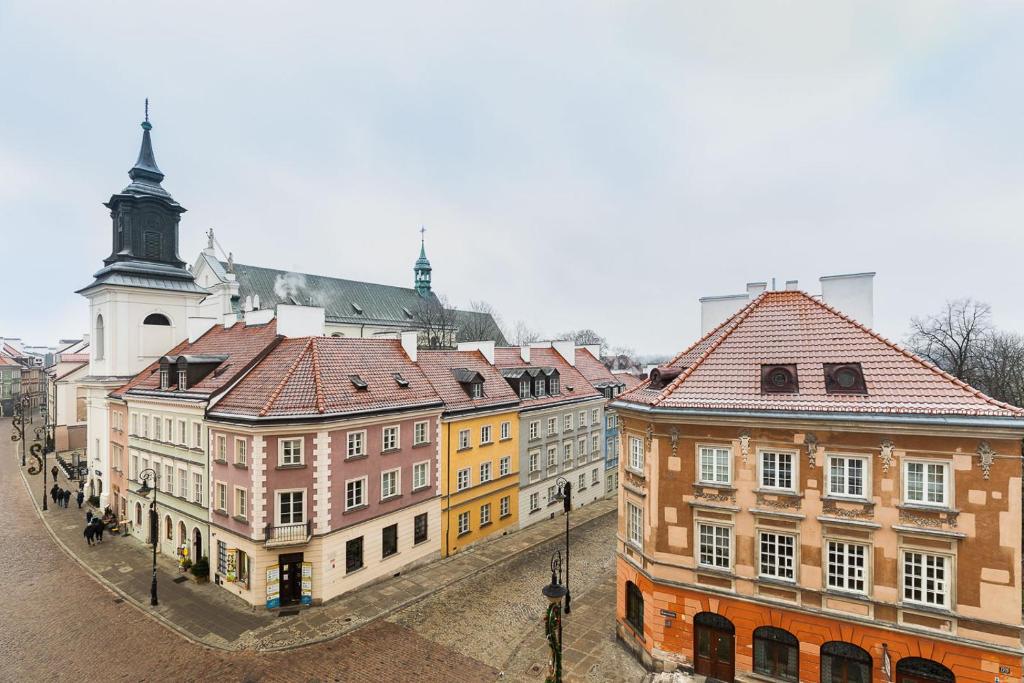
[452, 368, 485, 399]
[824, 363, 867, 394]
[177, 370, 188, 391]
[159, 368, 169, 390]
[351, 302, 363, 315]
[549, 374, 560, 395]
[519, 380, 532, 399]
[535, 378, 546, 397]
[471, 382, 483, 399]
[761, 364, 798, 394]
[350, 375, 368, 390]
[393, 373, 410, 388]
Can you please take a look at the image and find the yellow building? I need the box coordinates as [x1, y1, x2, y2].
[418, 349, 521, 556]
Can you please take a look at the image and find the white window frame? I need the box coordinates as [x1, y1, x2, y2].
[547, 417, 557, 436]
[412, 460, 429, 491]
[628, 436, 644, 473]
[164, 418, 173, 442]
[758, 449, 797, 492]
[592, 433, 599, 455]
[234, 486, 248, 520]
[216, 434, 227, 461]
[215, 481, 227, 512]
[192, 472, 203, 505]
[178, 468, 187, 499]
[591, 408, 599, 424]
[480, 503, 491, 525]
[276, 488, 306, 526]
[177, 419, 186, 445]
[234, 437, 247, 466]
[578, 411, 587, 427]
[757, 530, 796, 582]
[458, 511, 470, 535]
[578, 437, 587, 461]
[480, 424, 492, 444]
[825, 539, 868, 595]
[500, 495, 510, 517]
[529, 492, 540, 511]
[627, 502, 643, 548]
[826, 454, 870, 500]
[479, 461, 492, 483]
[901, 549, 951, 609]
[345, 476, 367, 510]
[456, 467, 471, 492]
[697, 445, 732, 485]
[547, 446, 557, 468]
[193, 422, 202, 449]
[903, 459, 950, 507]
[564, 414, 573, 431]
[279, 438, 304, 466]
[697, 522, 732, 570]
[592, 468, 599, 485]
[382, 425, 400, 451]
[413, 421, 429, 445]
[380, 468, 401, 500]
[347, 430, 366, 458]
[499, 456, 511, 477]
[529, 420, 540, 439]
[458, 429, 471, 450]
[500, 421, 511, 440]
[529, 451, 539, 472]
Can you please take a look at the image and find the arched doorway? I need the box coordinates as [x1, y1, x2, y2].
[164, 515, 173, 542]
[896, 658, 954, 683]
[193, 527, 202, 561]
[178, 521, 187, 548]
[821, 641, 872, 683]
[693, 612, 735, 682]
[753, 626, 798, 681]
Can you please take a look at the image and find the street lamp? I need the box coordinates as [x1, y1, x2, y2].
[136, 469, 160, 606]
[10, 395, 32, 467]
[554, 477, 572, 614]
[542, 550, 567, 683]
[34, 422, 54, 511]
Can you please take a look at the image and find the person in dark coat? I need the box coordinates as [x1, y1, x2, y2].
[84, 524, 95, 546]
[63, 489, 71, 508]
[51, 465, 59, 481]
[50, 484, 59, 504]
[92, 518, 104, 543]
[76, 490, 84, 509]
[85, 509, 93, 525]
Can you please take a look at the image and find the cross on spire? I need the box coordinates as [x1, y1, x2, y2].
[419, 225, 426, 244]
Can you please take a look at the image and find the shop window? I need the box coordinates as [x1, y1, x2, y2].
[625, 581, 643, 634]
[753, 626, 798, 681]
[820, 641, 871, 683]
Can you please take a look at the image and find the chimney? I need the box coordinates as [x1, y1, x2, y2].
[276, 304, 325, 337]
[187, 317, 217, 343]
[401, 330, 418, 362]
[457, 341, 494, 365]
[699, 294, 748, 335]
[785, 280, 799, 290]
[550, 340, 576, 366]
[244, 308, 275, 327]
[746, 281, 767, 299]
[578, 344, 601, 359]
[819, 272, 875, 328]
[520, 345, 531, 363]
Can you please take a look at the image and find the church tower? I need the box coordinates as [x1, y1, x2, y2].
[414, 228, 432, 296]
[77, 104, 207, 508]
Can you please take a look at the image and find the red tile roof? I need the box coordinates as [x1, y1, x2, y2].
[212, 338, 442, 419]
[0, 354, 20, 368]
[417, 350, 520, 413]
[573, 347, 623, 390]
[619, 290, 1024, 418]
[614, 373, 644, 391]
[492, 346, 602, 408]
[115, 321, 281, 399]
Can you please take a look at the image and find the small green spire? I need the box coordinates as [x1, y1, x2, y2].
[414, 226, 432, 296]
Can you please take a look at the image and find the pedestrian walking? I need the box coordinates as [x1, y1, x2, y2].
[85, 509, 93, 525]
[50, 465, 59, 481]
[92, 518, 104, 543]
[76, 490, 84, 509]
[63, 489, 71, 508]
[83, 524, 95, 546]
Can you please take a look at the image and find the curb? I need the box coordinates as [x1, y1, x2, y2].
[17, 453, 615, 654]
[14, 461, 231, 653]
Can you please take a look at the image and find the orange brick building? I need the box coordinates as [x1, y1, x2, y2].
[613, 290, 1024, 682]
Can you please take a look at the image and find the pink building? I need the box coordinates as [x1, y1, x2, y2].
[207, 336, 443, 608]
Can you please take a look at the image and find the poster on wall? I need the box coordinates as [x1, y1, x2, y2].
[266, 565, 280, 609]
[301, 562, 313, 605]
[226, 550, 237, 583]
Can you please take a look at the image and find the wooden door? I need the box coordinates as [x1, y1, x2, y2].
[278, 553, 304, 606]
[694, 624, 735, 682]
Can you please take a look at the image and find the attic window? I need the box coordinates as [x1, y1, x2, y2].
[177, 369, 188, 390]
[549, 374, 560, 395]
[761, 364, 798, 394]
[470, 382, 484, 399]
[159, 368, 169, 390]
[824, 363, 867, 394]
[518, 380, 532, 399]
[393, 373, 410, 388]
[402, 307, 413, 318]
[144, 313, 171, 326]
[350, 375, 368, 390]
[351, 302, 363, 315]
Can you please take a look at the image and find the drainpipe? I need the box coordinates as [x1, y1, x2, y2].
[444, 420, 452, 556]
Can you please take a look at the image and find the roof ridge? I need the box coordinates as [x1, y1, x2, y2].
[259, 338, 313, 418]
[800, 291, 1024, 416]
[311, 338, 325, 414]
[650, 292, 769, 407]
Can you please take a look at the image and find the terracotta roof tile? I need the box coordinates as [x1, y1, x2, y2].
[492, 347, 602, 407]
[619, 290, 1024, 418]
[574, 348, 623, 390]
[417, 350, 520, 413]
[214, 338, 443, 419]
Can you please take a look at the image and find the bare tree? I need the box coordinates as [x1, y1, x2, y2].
[907, 299, 992, 384]
[457, 300, 504, 342]
[603, 345, 641, 372]
[556, 328, 608, 356]
[411, 294, 458, 349]
[975, 331, 1024, 407]
[508, 320, 541, 346]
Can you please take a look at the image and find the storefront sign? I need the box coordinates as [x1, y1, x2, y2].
[659, 609, 677, 619]
[301, 562, 313, 605]
[266, 565, 280, 609]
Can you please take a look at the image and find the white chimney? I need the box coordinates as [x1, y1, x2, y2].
[550, 340, 576, 366]
[785, 280, 799, 290]
[222, 313, 238, 328]
[457, 341, 494, 365]
[276, 304, 325, 337]
[699, 294, 748, 335]
[746, 281, 767, 299]
[819, 273, 875, 328]
[578, 344, 601, 359]
[187, 316, 217, 343]
[401, 330, 418, 362]
[520, 345, 531, 363]
[244, 308, 275, 327]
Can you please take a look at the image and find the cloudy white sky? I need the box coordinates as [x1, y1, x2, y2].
[2, 2, 1022, 357]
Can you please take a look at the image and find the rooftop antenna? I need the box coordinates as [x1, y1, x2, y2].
[771, 277, 776, 290]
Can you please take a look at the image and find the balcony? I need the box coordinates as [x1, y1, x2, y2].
[264, 520, 312, 548]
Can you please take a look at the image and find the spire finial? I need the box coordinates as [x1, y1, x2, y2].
[142, 98, 152, 131]
[419, 225, 426, 245]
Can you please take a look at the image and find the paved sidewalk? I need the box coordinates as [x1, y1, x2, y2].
[22, 457, 616, 652]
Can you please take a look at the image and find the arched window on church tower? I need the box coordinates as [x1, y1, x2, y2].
[95, 315, 105, 360]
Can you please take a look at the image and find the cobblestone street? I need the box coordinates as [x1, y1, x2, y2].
[1, 419, 644, 682]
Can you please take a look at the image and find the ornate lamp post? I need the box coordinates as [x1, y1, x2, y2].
[542, 550, 568, 683]
[136, 469, 160, 606]
[33, 421, 55, 511]
[554, 477, 572, 613]
[10, 395, 32, 467]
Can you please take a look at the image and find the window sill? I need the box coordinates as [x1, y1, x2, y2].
[899, 602, 955, 618]
[823, 587, 870, 601]
[479, 441, 493, 448]
[213, 459, 228, 465]
[275, 463, 307, 470]
[457, 530, 471, 538]
[232, 463, 248, 470]
[411, 485, 431, 494]
[694, 482, 735, 490]
[213, 508, 229, 517]
[499, 437, 513, 443]
[346, 565, 365, 576]
[345, 453, 368, 461]
[754, 487, 801, 497]
[822, 495, 873, 505]
[897, 503, 958, 514]
[529, 507, 541, 515]
[343, 504, 368, 515]
[479, 521, 493, 528]
[756, 575, 797, 589]
[382, 550, 399, 560]
[380, 494, 403, 503]
[380, 448, 401, 455]
[626, 468, 645, 478]
[412, 442, 432, 449]
[232, 515, 249, 525]
[695, 566, 735, 580]
[413, 537, 429, 547]
[456, 447, 472, 453]
[499, 513, 512, 520]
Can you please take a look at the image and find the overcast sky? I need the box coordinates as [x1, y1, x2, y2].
[2, 2, 1022, 357]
